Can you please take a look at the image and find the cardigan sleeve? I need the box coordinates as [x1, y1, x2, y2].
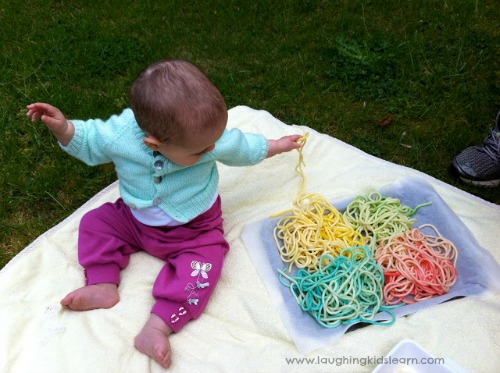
[60, 109, 134, 166]
[212, 128, 269, 166]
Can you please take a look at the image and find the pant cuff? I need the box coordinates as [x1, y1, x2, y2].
[151, 299, 193, 333]
[84, 263, 121, 286]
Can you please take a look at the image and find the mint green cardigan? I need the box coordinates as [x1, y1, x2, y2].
[62, 108, 268, 222]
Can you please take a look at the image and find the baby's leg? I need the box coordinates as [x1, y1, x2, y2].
[61, 283, 119, 311]
[134, 313, 173, 368]
[134, 196, 228, 367]
[63, 200, 140, 311]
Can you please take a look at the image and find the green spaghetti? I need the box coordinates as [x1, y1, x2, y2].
[343, 191, 431, 244]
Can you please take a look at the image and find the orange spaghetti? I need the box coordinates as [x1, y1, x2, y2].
[374, 224, 458, 305]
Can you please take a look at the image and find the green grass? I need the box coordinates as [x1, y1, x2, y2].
[1, 0, 499, 268]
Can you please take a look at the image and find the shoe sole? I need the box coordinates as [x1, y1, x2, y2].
[451, 161, 500, 188]
[458, 176, 500, 188]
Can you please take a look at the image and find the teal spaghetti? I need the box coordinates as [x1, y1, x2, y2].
[278, 245, 396, 328]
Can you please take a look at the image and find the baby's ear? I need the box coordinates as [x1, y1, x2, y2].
[143, 135, 161, 150]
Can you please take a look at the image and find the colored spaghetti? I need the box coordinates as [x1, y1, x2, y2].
[272, 130, 458, 328]
[278, 246, 395, 328]
[273, 193, 365, 272]
[272, 133, 364, 272]
[374, 224, 458, 305]
[343, 191, 431, 245]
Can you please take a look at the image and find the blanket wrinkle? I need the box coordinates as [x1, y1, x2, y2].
[1, 106, 498, 373]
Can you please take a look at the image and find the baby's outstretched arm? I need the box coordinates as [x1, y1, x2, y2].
[266, 134, 303, 158]
[26, 103, 75, 146]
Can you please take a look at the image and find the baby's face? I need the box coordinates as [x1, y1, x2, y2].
[156, 126, 225, 166]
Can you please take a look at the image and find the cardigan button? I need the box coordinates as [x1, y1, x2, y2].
[154, 160, 164, 170]
[153, 176, 163, 184]
[153, 197, 161, 205]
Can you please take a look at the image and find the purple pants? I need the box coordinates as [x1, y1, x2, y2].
[77, 197, 229, 332]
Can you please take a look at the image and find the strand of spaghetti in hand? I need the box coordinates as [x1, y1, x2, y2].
[266, 134, 303, 158]
[374, 224, 458, 305]
[294, 132, 309, 196]
[271, 131, 310, 217]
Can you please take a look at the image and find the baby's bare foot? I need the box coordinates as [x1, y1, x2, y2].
[60, 283, 119, 311]
[134, 314, 173, 368]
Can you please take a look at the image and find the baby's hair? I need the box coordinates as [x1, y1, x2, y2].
[129, 59, 227, 143]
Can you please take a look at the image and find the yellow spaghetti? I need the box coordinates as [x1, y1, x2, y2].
[272, 133, 364, 273]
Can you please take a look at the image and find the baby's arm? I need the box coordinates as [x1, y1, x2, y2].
[26, 103, 75, 146]
[266, 135, 303, 158]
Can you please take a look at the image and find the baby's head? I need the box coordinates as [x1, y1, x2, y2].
[130, 59, 227, 165]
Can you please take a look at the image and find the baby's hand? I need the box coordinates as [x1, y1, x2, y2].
[27, 103, 67, 130]
[26, 103, 74, 146]
[267, 134, 303, 158]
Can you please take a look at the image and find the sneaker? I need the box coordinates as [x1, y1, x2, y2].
[452, 111, 500, 187]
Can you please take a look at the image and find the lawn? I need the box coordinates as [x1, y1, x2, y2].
[1, 0, 499, 268]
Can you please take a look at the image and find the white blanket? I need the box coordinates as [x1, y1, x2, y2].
[1, 106, 499, 373]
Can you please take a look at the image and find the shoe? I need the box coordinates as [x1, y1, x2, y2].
[452, 111, 500, 187]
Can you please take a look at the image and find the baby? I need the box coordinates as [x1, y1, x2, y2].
[26, 59, 301, 368]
